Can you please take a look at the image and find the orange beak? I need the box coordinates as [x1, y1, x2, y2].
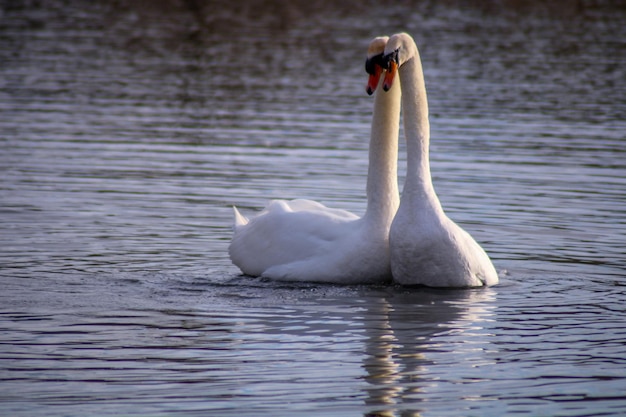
[366, 65, 383, 96]
[383, 61, 398, 92]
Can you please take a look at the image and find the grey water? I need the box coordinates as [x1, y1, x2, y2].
[1, 1, 625, 416]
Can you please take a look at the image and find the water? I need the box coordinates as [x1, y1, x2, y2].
[1, 1, 625, 415]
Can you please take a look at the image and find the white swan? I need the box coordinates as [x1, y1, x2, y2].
[228, 37, 401, 284]
[383, 33, 499, 287]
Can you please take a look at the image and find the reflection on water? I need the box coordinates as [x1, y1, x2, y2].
[1, 0, 625, 416]
[362, 289, 496, 416]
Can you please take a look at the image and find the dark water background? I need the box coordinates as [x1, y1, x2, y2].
[1, 1, 625, 416]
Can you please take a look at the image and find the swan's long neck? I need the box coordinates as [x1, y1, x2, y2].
[399, 54, 442, 212]
[364, 74, 401, 224]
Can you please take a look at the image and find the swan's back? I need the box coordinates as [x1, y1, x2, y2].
[229, 200, 362, 279]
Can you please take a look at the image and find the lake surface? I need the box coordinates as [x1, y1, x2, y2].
[1, 1, 625, 416]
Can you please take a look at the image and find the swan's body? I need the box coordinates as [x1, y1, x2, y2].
[384, 33, 498, 287]
[229, 37, 401, 284]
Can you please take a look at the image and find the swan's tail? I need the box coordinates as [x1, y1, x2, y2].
[232, 206, 249, 227]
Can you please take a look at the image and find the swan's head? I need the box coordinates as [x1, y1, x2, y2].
[364, 36, 388, 96]
[382, 33, 417, 91]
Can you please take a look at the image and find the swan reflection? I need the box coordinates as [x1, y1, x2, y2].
[362, 287, 496, 416]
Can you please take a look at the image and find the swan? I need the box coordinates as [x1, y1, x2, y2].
[228, 36, 401, 284]
[383, 33, 499, 287]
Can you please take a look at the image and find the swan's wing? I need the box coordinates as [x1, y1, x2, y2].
[229, 199, 360, 277]
[453, 223, 499, 286]
[433, 218, 498, 287]
[278, 199, 359, 221]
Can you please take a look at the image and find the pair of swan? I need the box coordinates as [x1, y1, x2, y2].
[228, 33, 498, 287]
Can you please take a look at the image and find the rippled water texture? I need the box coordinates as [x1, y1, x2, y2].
[1, 1, 625, 416]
